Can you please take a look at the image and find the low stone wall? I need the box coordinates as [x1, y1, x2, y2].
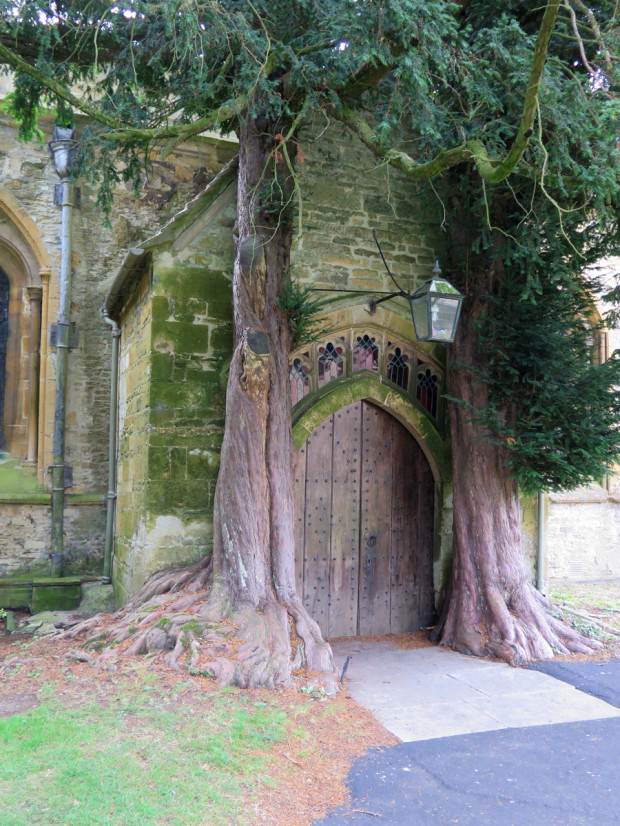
[546, 486, 620, 581]
[0, 498, 106, 577]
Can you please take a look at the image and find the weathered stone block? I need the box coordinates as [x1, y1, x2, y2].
[31, 581, 81, 612]
[0, 582, 32, 609]
[76, 582, 115, 616]
[150, 352, 174, 382]
[170, 448, 188, 481]
[148, 447, 170, 479]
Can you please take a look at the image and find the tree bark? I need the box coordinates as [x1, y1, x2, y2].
[435, 299, 599, 664]
[201, 115, 335, 688]
[63, 116, 337, 690]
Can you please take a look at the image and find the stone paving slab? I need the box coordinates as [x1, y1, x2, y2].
[331, 640, 620, 742]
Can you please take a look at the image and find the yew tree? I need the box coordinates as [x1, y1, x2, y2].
[1, 0, 619, 684]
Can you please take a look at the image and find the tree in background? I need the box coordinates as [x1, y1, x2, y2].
[1, 0, 618, 684]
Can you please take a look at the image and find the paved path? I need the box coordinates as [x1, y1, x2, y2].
[316, 642, 620, 825]
[331, 640, 620, 741]
[316, 718, 620, 825]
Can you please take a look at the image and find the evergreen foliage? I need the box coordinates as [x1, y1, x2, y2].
[476, 275, 620, 492]
[276, 280, 327, 348]
[0, 0, 618, 492]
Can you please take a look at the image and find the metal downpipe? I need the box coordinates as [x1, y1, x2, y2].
[536, 491, 545, 593]
[102, 315, 120, 585]
[50, 174, 75, 577]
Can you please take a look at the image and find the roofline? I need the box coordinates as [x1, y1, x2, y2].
[104, 155, 238, 319]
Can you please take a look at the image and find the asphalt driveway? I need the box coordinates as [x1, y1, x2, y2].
[317, 647, 620, 825]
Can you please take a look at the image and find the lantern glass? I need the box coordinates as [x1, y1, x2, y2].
[410, 293, 430, 340]
[408, 276, 463, 343]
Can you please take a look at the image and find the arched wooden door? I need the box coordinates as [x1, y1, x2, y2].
[294, 400, 434, 638]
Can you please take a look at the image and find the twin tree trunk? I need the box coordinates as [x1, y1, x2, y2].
[80, 127, 597, 684]
[435, 298, 598, 663]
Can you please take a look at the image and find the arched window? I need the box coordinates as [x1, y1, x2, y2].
[290, 357, 310, 405]
[416, 366, 439, 418]
[317, 341, 344, 386]
[386, 346, 409, 390]
[0, 268, 8, 450]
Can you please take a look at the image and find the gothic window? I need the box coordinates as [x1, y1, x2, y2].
[352, 333, 379, 373]
[317, 341, 344, 386]
[290, 357, 310, 406]
[386, 346, 409, 390]
[416, 366, 439, 418]
[0, 269, 8, 450]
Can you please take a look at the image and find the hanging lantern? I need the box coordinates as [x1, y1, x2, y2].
[409, 262, 463, 343]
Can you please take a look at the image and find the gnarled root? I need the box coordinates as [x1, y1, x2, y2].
[56, 558, 338, 692]
[435, 578, 602, 666]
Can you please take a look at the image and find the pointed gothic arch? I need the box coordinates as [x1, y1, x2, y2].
[0, 188, 51, 461]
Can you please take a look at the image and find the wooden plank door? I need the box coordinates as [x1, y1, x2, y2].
[358, 403, 393, 636]
[294, 400, 434, 638]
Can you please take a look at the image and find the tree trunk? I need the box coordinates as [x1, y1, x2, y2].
[435, 299, 599, 664]
[201, 115, 335, 688]
[62, 116, 337, 690]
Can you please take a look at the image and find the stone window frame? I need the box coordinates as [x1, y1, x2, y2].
[0, 194, 51, 468]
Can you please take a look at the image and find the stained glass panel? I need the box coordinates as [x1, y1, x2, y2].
[416, 367, 439, 417]
[317, 341, 344, 386]
[386, 347, 409, 390]
[289, 357, 310, 405]
[352, 333, 379, 373]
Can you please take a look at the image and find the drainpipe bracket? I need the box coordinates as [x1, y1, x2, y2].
[50, 322, 79, 350]
[48, 464, 74, 488]
[54, 184, 81, 208]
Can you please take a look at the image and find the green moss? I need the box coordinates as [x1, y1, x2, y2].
[209, 325, 233, 354]
[151, 380, 208, 411]
[172, 298, 208, 323]
[170, 448, 187, 481]
[187, 448, 220, 481]
[148, 447, 170, 479]
[0, 460, 46, 496]
[181, 618, 203, 635]
[146, 481, 208, 514]
[150, 352, 174, 382]
[31, 584, 81, 612]
[151, 296, 170, 322]
[152, 320, 209, 356]
[0, 583, 33, 610]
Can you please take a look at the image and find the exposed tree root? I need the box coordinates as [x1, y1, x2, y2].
[433, 576, 602, 666]
[57, 558, 338, 692]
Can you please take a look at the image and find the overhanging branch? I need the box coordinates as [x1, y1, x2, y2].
[338, 0, 561, 186]
[0, 40, 248, 146]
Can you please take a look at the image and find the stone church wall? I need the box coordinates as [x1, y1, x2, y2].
[0, 107, 230, 580]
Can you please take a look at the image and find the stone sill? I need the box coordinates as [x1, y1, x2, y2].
[548, 485, 620, 505]
[0, 493, 105, 506]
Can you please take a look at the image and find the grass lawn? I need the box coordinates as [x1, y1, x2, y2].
[0, 636, 394, 826]
[1, 677, 287, 825]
